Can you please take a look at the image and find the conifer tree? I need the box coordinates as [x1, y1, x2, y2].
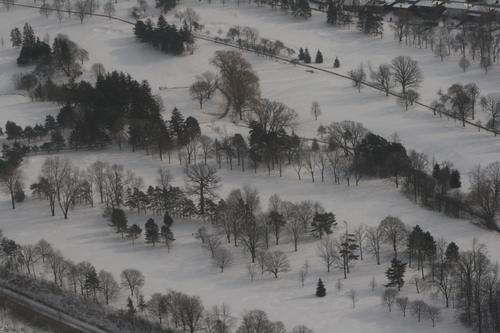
[303, 48, 311, 64]
[126, 224, 142, 244]
[298, 47, 305, 61]
[384, 258, 407, 291]
[110, 208, 128, 237]
[10, 28, 22, 49]
[315, 50, 323, 64]
[334, 57, 340, 68]
[316, 278, 326, 297]
[311, 212, 336, 238]
[22, 23, 36, 48]
[163, 212, 174, 227]
[145, 218, 160, 246]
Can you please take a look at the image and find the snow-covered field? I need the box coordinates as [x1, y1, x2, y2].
[0, 0, 499, 332]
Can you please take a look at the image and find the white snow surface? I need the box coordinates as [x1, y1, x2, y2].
[0, 1, 499, 332]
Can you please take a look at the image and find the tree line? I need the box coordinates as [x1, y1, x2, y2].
[0, 230, 315, 333]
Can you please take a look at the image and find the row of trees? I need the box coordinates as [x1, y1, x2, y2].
[0, 231, 314, 333]
[133, 15, 194, 56]
[389, 12, 500, 73]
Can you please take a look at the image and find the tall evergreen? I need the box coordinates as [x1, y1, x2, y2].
[316, 278, 326, 297]
[145, 218, 160, 246]
[10, 28, 22, 49]
[22, 23, 36, 48]
[298, 47, 305, 61]
[384, 258, 407, 291]
[311, 212, 336, 238]
[303, 48, 311, 64]
[110, 208, 128, 237]
[333, 57, 340, 68]
[315, 50, 323, 64]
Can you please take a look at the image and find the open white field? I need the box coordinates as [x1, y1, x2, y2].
[0, 0, 499, 332]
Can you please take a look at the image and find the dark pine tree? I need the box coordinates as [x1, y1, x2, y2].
[449, 169, 461, 189]
[110, 208, 128, 237]
[145, 218, 160, 246]
[384, 258, 407, 291]
[311, 212, 337, 238]
[163, 212, 174, 227]
[334, 57, 340, 68]
[315, 50, 323, 64]
[126, 224, 143, 245]
[303, 48, 311, 64]
[445, 241, 459, 263]
[316, 278, 326, 297]
[298, 47, 305, 61]
[10, 28, 22, 49]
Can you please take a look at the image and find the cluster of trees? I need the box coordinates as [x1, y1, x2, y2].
[432, 83, 498, 132]
[356, 10, 383, 37]
[35, 0, 102, 24]
[389, 12, 500, 73]
[381, 289, 441, 327]
[223, 25, 295, 60]
[0, 230, 314, 333]
[297, 47, 323, 64]
[220, 0, 311, 20]
[11, 25, 88, 80]
[133, 15, 194, 56]
[208, 187, 335, 260]
[326, 0, 353, 27]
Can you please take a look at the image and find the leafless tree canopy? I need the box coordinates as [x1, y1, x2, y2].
[390, 55, 423, 94]
[184, 164, 221, 216]
[120, 268, 145, 295]
[210, 50, 260, 120]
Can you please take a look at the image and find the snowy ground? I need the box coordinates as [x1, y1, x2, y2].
[0, 0, 499, 332]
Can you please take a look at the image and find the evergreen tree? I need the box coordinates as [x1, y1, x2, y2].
[145, 218, 160, 246]
[163, 212, 174, 227]
[126, 297, 136, 319]
[126, 224, 143, 244]
[316, 278, 326, 297]
[384, 258, 407, 291]
[298, 47, 305, 61]
[170, 107, 185, 142]
[110, 208, 128, 237]
[303, 48, 311, 64]
[84, 266, 100, 302]
[315, 50, 323, 64]
[50, 127, 66, 152]
[445, 241, 459, 263]
[338, 231, 359, 279]
[311, 212, 336, 238]
[22, 23, 36, 48]
[160, 225, 175, 251]
[10, 28, 22, 49]
[334, 57, 340, 68]
[449, 169, 461, 189]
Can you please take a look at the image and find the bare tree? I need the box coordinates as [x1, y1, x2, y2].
[335, 279, 343, 292]
[291, 325, 314, 333]
[310, 101, 322, 120]
[64, 0, 73, 16]
[468, 161, 500, 229]
[184, 164, 221, 216]
[52, 0, 65, 22]
[87, 160, 108, 204]
[366, 226, 382, 265]
[74, 0, 88, 23]
[205, 303, 236, 333]
[316, 236, 339, 272]
[210, 50, 260, 120]
[391, 55, 423, 93]
[481, 93, 500, 133]
[40, 3, 53, 17]
[381, 288, 398, 312]
[204, 235, 223, 258]
[264, 250, 290, 278]
[247, 263, 257, 281]
[190, 80, 210, 109]
[0, 167, 23, 209]
[177, 294, 205, 333]
[353, 224, 367, 260]
[379, 216, 406, 259]
[410, 300, 427, 322]
[247, 98, 298, 133]
[147, 293, 168, 324]
[348, 288, 358, 308]
[21, 245, 39, 277]
[465, 83, 480, 120]
[370, 63, 394, 96]
[325, 121, 368, 157]
[34, 239, 53, 263]
[347, 63, 366, 92]
[425, 305, 441, 327]
[286, 208, 305, 251]
[90, 63, 106, 77]
[120, 268, 145, 295]
[179, 7, 201, 31]
[369, 276, 376, 291]
[298, 268, 308, 286]
[103, 1, 115, 18]
[395, 296, 410, 317]
[398, 89, 420, 111]
[44, 249, 66, 285]
[99, 269, 120, 304]
[213, 248, 234, 272]
[58, 165, 83, 219]
[439, 83, 471, 126]
[86, 0, 99, 16]
[459, 57, 470, 72]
